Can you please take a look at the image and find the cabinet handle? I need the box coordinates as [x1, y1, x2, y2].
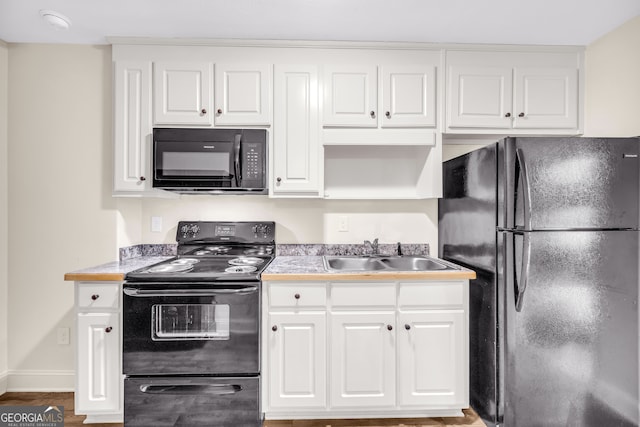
[201, 108, 207, 115]
[518, 112, 525, 117]
[405, 324, 411, 330]
[105, 326, 113, 333]
[385, 111, 391, 118]
[91, 294, 99, 301]
[387, 324, 393, 331]
[139, 176, 146, 182]
[276, 177, 282, 183]
[294, 293, 300, 300]
[217, 109, 222, 115]
[505, 112, 512, 118]
[272, 325, 278, 332]
[370, 111, 376, 118]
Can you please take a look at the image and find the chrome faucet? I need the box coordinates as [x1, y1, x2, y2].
[364, 238, 379, 255]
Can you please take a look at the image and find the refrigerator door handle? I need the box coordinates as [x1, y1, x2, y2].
[515, 232, 531, 312]
[516, 148, 532, 230]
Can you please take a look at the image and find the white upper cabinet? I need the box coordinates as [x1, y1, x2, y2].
[272, 65, 321, 197]
[446, 50, 582, 134]
[153, 62, 213, 125]
[381, 65, 437, 128]
[323, 64, 437, 129]
[324, 65, 378, 127]
[214, 64, 271, 126]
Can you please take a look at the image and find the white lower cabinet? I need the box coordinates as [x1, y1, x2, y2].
[263, 280, 469, 420]
[75, 281, 123, 424]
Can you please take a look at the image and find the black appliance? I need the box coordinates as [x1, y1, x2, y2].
[153, 128, 268, 194]
[123, 221, 275, 427]
[439, 137, 639, 427]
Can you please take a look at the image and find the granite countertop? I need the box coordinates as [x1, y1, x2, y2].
[261, 256, 476, 281]
[64, 256, 173, 282]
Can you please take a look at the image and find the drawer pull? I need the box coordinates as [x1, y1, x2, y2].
[105, 326, 113, 333]
[387, 324, 393, 331]
[294, 293, 300, 300]
[91, 294, 99, 301]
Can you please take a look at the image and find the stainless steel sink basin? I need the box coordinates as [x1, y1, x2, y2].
[323, 255, 458, 272]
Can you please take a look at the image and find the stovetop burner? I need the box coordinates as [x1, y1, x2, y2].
[125, 221, 275, 283]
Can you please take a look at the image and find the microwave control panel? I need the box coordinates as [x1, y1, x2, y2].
[241, 142, 266, 187]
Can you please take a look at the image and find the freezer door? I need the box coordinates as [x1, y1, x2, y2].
[502, 229, 639, 427]
[501, 137, 640, 230]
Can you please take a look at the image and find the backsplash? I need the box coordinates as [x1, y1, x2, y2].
[276, 243, 429, 256]
[120, 243, 429, 260]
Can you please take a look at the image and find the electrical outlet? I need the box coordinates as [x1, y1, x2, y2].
[338, 215, 349, 232]
[57, 327, 70, 345]
[151, 216, 163, 232]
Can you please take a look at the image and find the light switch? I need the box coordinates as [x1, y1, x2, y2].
[151, 216, 163, 232]
[338, 215, 349, 232]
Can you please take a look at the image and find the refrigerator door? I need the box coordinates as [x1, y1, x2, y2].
[501, 229, 639, 427]
[439, 143, 499, 426]
[501, 137, 640, 230]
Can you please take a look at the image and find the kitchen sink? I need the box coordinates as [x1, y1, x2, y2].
[322, 255, 458, 272]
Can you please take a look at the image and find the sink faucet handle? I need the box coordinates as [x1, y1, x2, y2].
[397, 242, 403, 256]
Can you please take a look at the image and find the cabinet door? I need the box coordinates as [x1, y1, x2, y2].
[447, 65, 513, 129]
[214, 64, 271, 125]
[324, 65, 378, 127]
[113, 61, 153, 192]
[330, 311, 395, 408]
[398, 311, 466, 407]
[76, 312, 120, 413]
[268, 312, 326, 409]
[513, 67, 578, 129]
[153, 62, 212, 125]
[272, 65, 321, 196]
[381, 65, 436, 128]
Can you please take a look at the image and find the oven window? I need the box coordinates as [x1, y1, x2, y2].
[152, 304, 230, 341]
[162, 152, 231, 176]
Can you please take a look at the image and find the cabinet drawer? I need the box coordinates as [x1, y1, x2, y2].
[398, 281, 464, 308]
[331, 283, 396, 308]
[269, 283, 326, 308]
[77, 283, 120, 310]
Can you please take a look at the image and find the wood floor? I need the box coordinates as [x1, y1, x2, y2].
[0, 392, 486, 427]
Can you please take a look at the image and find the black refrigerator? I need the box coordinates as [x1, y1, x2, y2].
[438, 137, 639, 427]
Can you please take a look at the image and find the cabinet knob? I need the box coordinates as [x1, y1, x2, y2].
[276, 177, 282, 183]
[405, 324, 411, 330]
[217, 108, 223, 115]
[139, 176, 146, 182]
[385, 111, 391, 118]
[387, 324, 393, 331]
[272, 325, 278, 332]
[505, 112, 512, 118]
[201, 108, 207, 115]
[294, 293, 300, 300]
[105, 326, 113, 333]
[370, 111, 376, 118]
[91, 294, 99, 301]
[518, 112, 525, 117]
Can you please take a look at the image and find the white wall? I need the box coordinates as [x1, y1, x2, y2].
[0, 40, 9, 395]
[584, 15, 640, 137]
[7, 44, 118, 390]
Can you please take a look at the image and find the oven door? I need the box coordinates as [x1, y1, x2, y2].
[123, 283, 259, 376]
[124, 376, 261, 427]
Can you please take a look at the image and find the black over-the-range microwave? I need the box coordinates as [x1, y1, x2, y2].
[152, 128, 268, 194]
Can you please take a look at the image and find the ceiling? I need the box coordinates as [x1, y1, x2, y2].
[1, 0, 639, 46]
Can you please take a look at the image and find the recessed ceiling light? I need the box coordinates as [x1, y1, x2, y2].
[39, 9, 72, 30]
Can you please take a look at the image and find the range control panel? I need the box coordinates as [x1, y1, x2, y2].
[177, 221, 275, 244]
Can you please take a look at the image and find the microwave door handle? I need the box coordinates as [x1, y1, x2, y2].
[234, 134, 242, 187]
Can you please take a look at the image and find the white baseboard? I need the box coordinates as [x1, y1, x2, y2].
[0, 370, 7, 395]
[6, 370, 74, 392]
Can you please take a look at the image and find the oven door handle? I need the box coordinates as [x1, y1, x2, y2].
[123, 286, 258, 297]
[139, 384, 243, 395]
